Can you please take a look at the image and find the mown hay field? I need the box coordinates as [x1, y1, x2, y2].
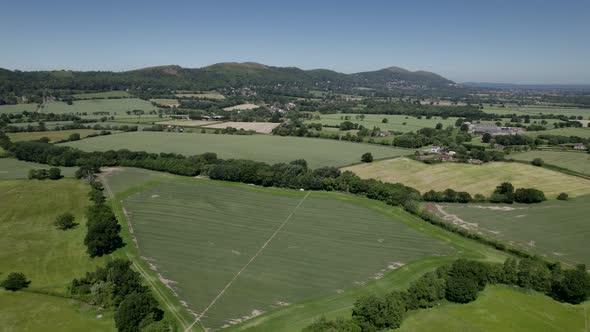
[203, 121, 281, 134]
[483, 105, 590, 118]
[0, 179, 113, 331]
[176, 92, 225, 100]
[62, 131, 411, 168]
[113, 176, 454, 330]
[304, 113, 459, 133]
[42, 98, 158, 118]
[0, 158, 77, 179]
[399, 285, 589, 332]
[8, 129, 103, 142]
[435, 194, 590, 266]
[343, 157, 590, 198]
[0, 103, 39, 114]
[512, 150, 590, 176]
[223, 103, 260, 111]
[71, 91, 130, 99]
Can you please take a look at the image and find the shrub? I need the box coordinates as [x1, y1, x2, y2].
[48, 167, 62, 180]
[557, 192, 569, 200]
[1, 272, 31, 291]
[532, 158, 544, 166]
[302, 317, 361, 332]
[54, 212, 77, 230]
[361, 152, 374, 163]
[514, 188, 546, 204]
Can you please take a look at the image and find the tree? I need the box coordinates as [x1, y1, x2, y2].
[302, 317, 361, 332]
[84, 204, 124, 257]
[514, 188, 546, 203]
[552, 264, 590, 304]
[557, 192, 569, 200]
[48, 167, 62, 180]
[114, 292, 163, 332]
[482, 133, 492, 143]
[517, 258, 552, 293]
[532, 158, 544, 167]
[68, 133, 81, 141]
[502, 258, 519, 285]
[361, 152, 373, 163]
[1, 272, 31, 291]
[435, 123, 443, 130]
[54, 212, 77, 230]
[352, 292, 406, 330]
[445, 276, 480, 303]
[382, 118, 388, 123]
[405, 272, 446, 309]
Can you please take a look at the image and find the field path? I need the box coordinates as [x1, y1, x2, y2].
[184, 192, 311, 332]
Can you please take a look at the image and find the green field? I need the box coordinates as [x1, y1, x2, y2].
[527, 127, 590, 138]
[484, 105, 590, 118]
[62, 131, 411, 168]
[399, 285, 589, 331]
[436, 194, 590, 266]
[71, 91, 131, 99]
[305, 113, 458, 133]
[0, 158, 77, 179]
[42, 98, 159, 119]
[0, 103, 39, 114]
[343, 157, 590, 198]
[105, 170, 455, 330]
[8, 129, 103, 142]
[512, 150, 590, 176]
[0, 179, 113, 331]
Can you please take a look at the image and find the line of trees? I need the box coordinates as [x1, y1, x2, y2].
[28, 167, 62, 180]
[422, 182, 546, 204]
[304, 258, 590, 331]
[83, 180, 124, 257]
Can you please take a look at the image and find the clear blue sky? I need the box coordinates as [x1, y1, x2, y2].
[1, 0, 589, 84]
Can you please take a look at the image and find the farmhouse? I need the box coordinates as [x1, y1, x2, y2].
[429, 146, 442, 154]
[468, 123, 525, 136]
[573, 143, 587, 150]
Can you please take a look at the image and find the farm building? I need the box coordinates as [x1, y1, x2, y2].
[468, 123, 525, 136]
[573, 143, 587, 150]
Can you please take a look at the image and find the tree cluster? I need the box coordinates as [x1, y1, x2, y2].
[83, 180, 124, 257]
[490, 182, 546, 204]
[28, 167, 62, 180]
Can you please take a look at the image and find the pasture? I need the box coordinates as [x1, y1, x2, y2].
[399, 285, 589, 332]
[512, 150, 590, 176]
[0, 103, 39, 114]
[149, 98, 180, 107]
[8, 129, 102, 142]
[62, 131, 411, 168]
[114, 175, 455, 330]
[305, 113, 459, 133]
[433, 194, 590, 266]
[527, 127, 590, 138]
[484, 105, 590, 118]
[71, 91, 130, 99]
[223, 103, 260, 111]
[0, 158, 77, 179]
[42, 98, 159, 119]
[156, 120, 222, 127]
[176, 92, 225, 100]
[343, 157, 590, 198]
[203, 121, 281, 134]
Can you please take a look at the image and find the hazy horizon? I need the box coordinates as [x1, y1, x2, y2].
[1, 0, 589, 84]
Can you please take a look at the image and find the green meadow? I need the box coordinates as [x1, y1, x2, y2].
[0, 158, 77, 179]
[512, 150, 590, 176]
[305, 113, 458, 133]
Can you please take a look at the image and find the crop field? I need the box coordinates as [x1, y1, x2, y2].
[42, 98, 159, 118]
[113, 175, 454, 330]
[156, 120, 222, 127]
[223, 103, 260, 111]
[7, 129, 102, 142]
[512, 150, 590, 176]
[203, 121, 281, 134]
[343, 157, 590, 198]
[0, 158, 77, 179]
[433, 194, 590, 266]
[0, 103, 39, 114]
[149, 98, 180, 107]
[0, 179, 113, 331]
[62, 131, 411, 168]
[71, 91, 130, 99]
[484, 105, 590, 118]
[176, 92, 225, 100]
[399, 285, 589, 332]
[305, 113, 459, 133]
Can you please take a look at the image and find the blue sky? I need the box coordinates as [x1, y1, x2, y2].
[1, 0, 589, 83]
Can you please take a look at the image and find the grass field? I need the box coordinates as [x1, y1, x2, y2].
[512, 150, 590, 176]
[343, 157, 590, 198]
[223, 103, 260, 111]
[0, 158, 77, 179]
[399, 285, 589, 331]
[62, 131, 412, 168]
[103, 170, 455, 330]
[43, 98, 158, 118]
[0, 103, 39, 114]
[305, 113, 459, 133]
[435, 195, 590, 266]
[484, 105, 590, 118]
[527, 127, 590, 138]
[71, 91, 130, 99]
[149, 99, 180, 107]
[7, 129, 102, 142]
[0, 179, 114, 331]
[176, 92, 225, 100]
[155, 120, 222, 127]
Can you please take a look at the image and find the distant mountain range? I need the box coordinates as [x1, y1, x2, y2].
[0, 62, 456, 94]
[463, 82, 590, 90]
